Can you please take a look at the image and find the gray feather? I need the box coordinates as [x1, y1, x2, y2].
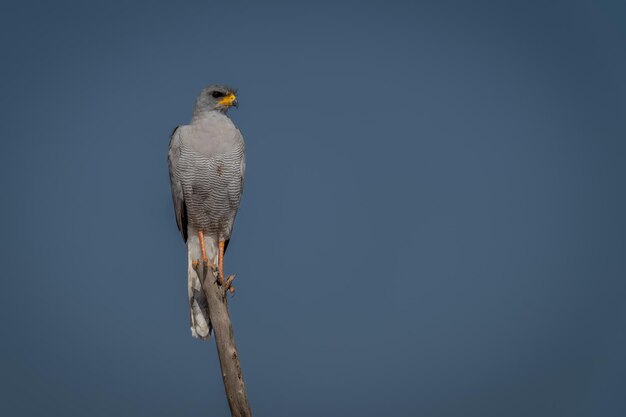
[174, 115, 245, 241]
[168, 126, 188, 242]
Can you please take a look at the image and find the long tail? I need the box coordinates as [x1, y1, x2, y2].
[186, 231, 218, 340]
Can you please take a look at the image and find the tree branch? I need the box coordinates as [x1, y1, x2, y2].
[195, 261, 252, 417]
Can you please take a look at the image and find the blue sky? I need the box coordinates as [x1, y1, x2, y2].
[1, 1, 625, 416]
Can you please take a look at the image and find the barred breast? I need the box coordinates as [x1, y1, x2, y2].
[177, 136, 245, 240]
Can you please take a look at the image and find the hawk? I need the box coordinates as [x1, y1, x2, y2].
[168, 85, 245, 339]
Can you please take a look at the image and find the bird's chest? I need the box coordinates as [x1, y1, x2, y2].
[178, 145, 242, 196]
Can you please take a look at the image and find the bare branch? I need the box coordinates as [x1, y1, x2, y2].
[195, 261, 252, 417]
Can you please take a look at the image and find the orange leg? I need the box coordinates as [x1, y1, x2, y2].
[198, 230, 208, 262]
[218, 240, 225, 284]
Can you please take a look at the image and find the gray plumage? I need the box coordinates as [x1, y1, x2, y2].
[168, 85, 245, 339]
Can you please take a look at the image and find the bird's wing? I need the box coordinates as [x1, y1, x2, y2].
[224, 129, 246, 254]
[237, 129, 246, 196]
[168, 126, 188, 242]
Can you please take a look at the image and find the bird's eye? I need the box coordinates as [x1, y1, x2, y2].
[212, 91, 225, 98]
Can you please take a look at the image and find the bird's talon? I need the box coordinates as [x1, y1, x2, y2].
[202, 260, 216, 271]
[225, 274, 236, 288]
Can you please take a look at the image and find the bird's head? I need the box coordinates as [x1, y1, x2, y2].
[196, 85, 239, 113]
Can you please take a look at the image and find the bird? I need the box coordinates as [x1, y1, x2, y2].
[168, 85, 245, 340]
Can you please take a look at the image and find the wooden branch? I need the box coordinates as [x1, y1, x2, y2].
[196, 261, 252, 417]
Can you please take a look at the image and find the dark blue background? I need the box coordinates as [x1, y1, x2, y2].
[1, 1, 625, 416]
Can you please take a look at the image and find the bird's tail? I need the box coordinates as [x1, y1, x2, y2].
[186, 232, 218, 340]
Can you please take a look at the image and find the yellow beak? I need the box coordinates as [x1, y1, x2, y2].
[218, 93, 238, 107]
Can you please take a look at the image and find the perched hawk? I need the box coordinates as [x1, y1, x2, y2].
[168, 85, 245, 339]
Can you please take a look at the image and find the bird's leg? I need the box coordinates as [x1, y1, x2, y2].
[218, 240, 225, 286]
[198, 230, 216, 270]
[199, 230, 208, 263]
[218, 239, 236, 293]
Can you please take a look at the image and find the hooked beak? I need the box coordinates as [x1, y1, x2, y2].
[218, 93, 238, 108]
